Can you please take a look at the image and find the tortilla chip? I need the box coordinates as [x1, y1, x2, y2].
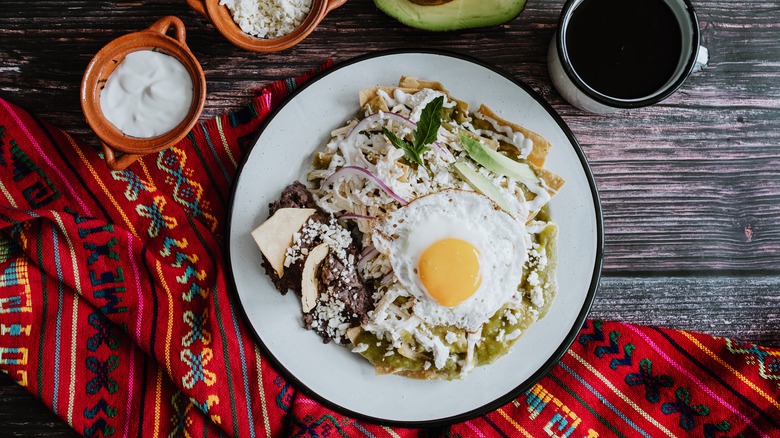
[251, 208, 316, 277]
[532, 164, 565, 194]
[398, 76, 448, 92]
[362, 95, 388, 115]
[373, 364, 444, 380]
[477, 104, 552, 167]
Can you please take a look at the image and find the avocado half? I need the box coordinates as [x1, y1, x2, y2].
[374, 0, 528, 31]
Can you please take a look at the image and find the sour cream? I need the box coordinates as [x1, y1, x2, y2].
[99, 50, 193, 138]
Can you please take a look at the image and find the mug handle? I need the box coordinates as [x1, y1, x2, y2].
[692, 46, 709, 73]
[186, 0, 209, 19]
[102, 143, 142, 171]
[147, 16, 187, 44]
[326, 0, 347, 13]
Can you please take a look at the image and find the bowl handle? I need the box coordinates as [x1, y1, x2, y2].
[325, 0, 347, 13]
[102, 143, 142, 171]
[147, 16, 187, 44]
[186, 0, 209, 19]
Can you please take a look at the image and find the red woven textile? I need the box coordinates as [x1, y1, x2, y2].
[0, 65, 778, 437]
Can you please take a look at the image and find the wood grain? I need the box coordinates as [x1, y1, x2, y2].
[1, 0, 779, 435]
[0, 372, 79, 437]
[591, 275, 780, 347]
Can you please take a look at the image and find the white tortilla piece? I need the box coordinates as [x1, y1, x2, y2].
[301, 243, 330, 313]
[251, 208, 316, 277]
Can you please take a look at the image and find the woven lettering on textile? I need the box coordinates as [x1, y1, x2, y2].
[0, 61, 779, 437]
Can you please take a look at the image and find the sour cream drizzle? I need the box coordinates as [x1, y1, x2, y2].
[100, 50, 193, 138]
[473, 111, 535, 159]
[524, 178, 552, 212]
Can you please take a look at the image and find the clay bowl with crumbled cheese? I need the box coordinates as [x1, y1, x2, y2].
[186, 0, 346, 52]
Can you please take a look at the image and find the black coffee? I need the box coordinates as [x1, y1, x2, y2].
[565, 0, 683, 99]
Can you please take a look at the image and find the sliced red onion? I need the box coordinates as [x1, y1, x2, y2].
[380, 272, 395, 285]
[359, 244, 376, 258]
[323, 165, 408, 206]
[383, 112, 416, 127]
[357, 247, 379, 271]
[432, 141, 455, 161]
[338, 213, 376, 221]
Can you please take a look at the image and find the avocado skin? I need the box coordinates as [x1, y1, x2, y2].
[374, 0, 527, 31]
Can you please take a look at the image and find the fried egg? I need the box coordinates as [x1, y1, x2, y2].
[372, 190, 529, 332]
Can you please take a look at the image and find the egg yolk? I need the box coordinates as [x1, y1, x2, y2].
[417, 238, 482, 307]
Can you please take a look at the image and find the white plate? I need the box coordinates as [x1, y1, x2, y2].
[227, 50, 603, 426]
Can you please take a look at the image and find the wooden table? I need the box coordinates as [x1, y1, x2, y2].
[1, 0, 778, 435]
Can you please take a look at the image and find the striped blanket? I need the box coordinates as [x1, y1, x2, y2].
[0, 63, 778, 437]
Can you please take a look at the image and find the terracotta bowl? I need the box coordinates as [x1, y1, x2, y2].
[186, 0, 346, 52]
[81, 16, 207, 171]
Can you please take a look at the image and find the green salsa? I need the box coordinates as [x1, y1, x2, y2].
[353, 223, 558, 380]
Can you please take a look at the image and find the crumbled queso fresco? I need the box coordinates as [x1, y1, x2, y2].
[286, 217, 355, 342]
[284, 217, 352, 270]
[525, 240, 549, 308]
[220, 0, 312, 39]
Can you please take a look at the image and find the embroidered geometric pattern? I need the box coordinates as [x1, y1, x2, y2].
[626, 358, 674, 403]
[157, 147, 218, 233]
[182, 309, 211, 347]
[136, 196, 178, 238]
[726, 339, 780, 383]
[111, 169, 154, 202]
[85, 356, 119, 395]
[661, 387, 711, 431]
[181, 348, 216, 389]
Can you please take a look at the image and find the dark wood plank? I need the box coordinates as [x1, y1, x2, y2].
[591, 275, 780, 348]
[0, 372, 79, 437]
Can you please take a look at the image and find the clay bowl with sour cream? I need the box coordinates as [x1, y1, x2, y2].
[186, 0, 346, 52]
[81, 16, 206, 171]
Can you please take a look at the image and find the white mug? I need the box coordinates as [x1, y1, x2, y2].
[548, 0, 706, 113]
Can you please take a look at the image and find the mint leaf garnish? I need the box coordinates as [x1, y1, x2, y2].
[382, 96, 444, 172]
[414, 96, 444, 150]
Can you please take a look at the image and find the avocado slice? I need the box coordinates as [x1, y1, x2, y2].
[452, 161, 513, 214]
[458, 134, 538, 183]
[374, 0, 527, 31]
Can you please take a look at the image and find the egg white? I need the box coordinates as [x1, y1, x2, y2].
[372, 190, 529, 332]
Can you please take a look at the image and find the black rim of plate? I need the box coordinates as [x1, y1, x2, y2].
[225, 48, 604, 428]
[555, 0, 700, 109]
